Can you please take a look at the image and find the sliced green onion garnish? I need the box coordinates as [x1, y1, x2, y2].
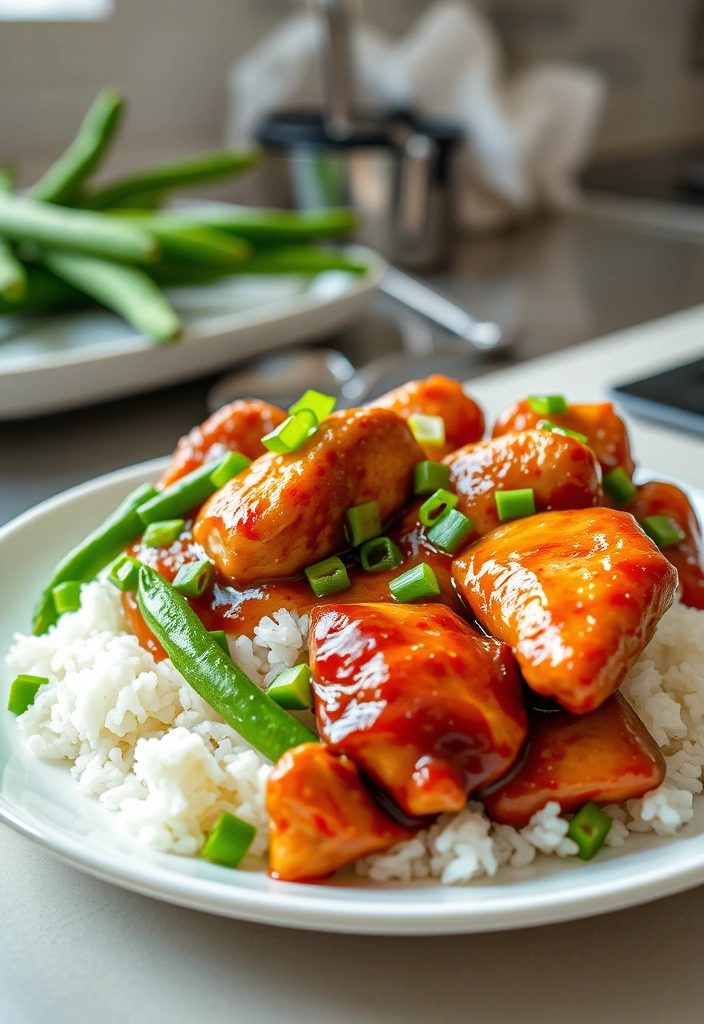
[537, 420, 589, 445]
[108, 553, 141, 592]
[602, 467, 637, 504]
[528, 394, 568, 416]
[210, 451, 251, 489]
[137, 455, 232, 526]
[641, 515, 685, 549]
[304, 556, 350, 597]
[389, 562, 440, 602]
[344, 500, 381, 547]
[209, 629, 229, 656]
[262, 409, 318, 454]
[267, 664, 313, 710]
[7, 674, 48, 715]
[142, 518, 185, 547]
[289, 389, 336, 421]
[414, 460, 450, 496]
[172, 558, 213, 597]
[408, 413, 446, 447]
[567, 802, 612, 860]
[200, 811, 256, 868]
[51, 580, 81, 615]
[495, 488, 536, 522]
[419, 488, 459, 527]
[359, 536, 403, 573]
[427, 509, 475, 553]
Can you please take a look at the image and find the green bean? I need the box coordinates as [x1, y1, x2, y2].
[83, 149, 261, 210]
[137, 565, 317, 761]
[0, 266, 84, 316]
[234, 245, 369, 275]
[0, 193, 159, 263]
[41, 250, 181, 342]
[28, 88, 123, 205]
[33, 481, 158, 634]
[0, 241, 27, 300]
[126, 205, 358, 243]
[135, 215, 252, 267]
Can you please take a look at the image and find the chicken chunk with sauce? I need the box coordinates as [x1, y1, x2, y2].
[371, 374, 484, 459]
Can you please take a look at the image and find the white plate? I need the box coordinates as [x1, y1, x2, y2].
[2, 461, 704, 935]
[0, 247, 384, 420]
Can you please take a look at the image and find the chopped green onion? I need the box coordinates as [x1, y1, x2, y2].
[408, 414, 446, 447]
[172, 559, 213, 597]
[142, 518, 185, 547]
[304, 556, 350, 597]
[7, 674, 48, 715]
[419, 488, 459, 527]
[641, 515, 686, 549]
[108, 553, 141, 592]
[200, 811, 256, 868]
[528, 394, 568, 416]
[359, 536, 403, 573]
[209, 629, 229, 656]
[267, 664, 313, 710]
[495, 488, 536, 522]
[567, 802, 612, 860]
[602, 467, 637, 504]
[389, 562, 440, 602]
[344, 500, 382, 547]
[137, 455, 233, 526]
[51, 580, 81, 615]
[537, 420, 589, 445]
[209, 451, 252, 489]
[427, 509, 475, 553]
[289, 389, 336, 421]
[414, 460, 450, 496]
[262, 409, 318, 454]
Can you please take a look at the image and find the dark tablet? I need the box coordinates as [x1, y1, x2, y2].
[610, 357, 704, 437]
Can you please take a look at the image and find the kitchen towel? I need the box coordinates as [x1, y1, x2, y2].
[225, 1, 606, 232]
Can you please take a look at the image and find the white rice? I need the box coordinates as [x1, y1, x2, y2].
[6, 581, 704, 882]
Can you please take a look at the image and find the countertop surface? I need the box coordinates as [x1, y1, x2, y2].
[2, 211, 704, 1024]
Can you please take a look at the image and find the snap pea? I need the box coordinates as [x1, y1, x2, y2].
[127, 205, 358, 243]
[33, 481, 158, 634]
[0, 240, 27, 300]
[136, 451, 247, 524]
[0, 193, 159, 263]
[41, 250, 181, 342]
[137, 565, 317, 762]
[29, 88, 123, 205]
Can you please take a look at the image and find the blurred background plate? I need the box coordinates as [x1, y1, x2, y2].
[0, 246, 383, 420]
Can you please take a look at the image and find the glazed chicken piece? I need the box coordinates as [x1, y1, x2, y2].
[453, 508, 677, 714]
[623, 482, 704, 610]
[160, 399, 287, 488]
[371, 374, 484, 459]
[492, 399, 635, 478]
[266, 743, 411, 882]
[194, 407, 423, 585]
[481, 693, 665, 827]
[309, 603, 527, 817]
[443, 430, 600, 537]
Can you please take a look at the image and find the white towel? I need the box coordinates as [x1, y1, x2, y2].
[225, 1, 606, 232]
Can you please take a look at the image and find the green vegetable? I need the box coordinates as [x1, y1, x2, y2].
[142, 519, 185, 547]
[230, 245, 368, 276]
[209, 451, 252, 489]
[172, 559, 213, 598]
[267, 664, 313, 711]
[200, 811, 256, 868]
[108, 553, 142, 592]
[419, 488, 458, 527]
[166, 205, 357, 243]
[41, 250, 181, 342]
[602, 467, 637, 504]
[567, 802, 612, 860]
[209, 630, 230, 656]
[51, 580, 81, 615]
[414, 460, 450, 496]
[344, 501, 381, 547]
[289, 389, 336, 420]
[262, 409, 317, 454]
[359, 536, 403, 573]
[120, 214, 252, 267]
[0, 266, 84, 317]
[0, 239, 27, 301]
[641, 515, 686, 549]
[389, 562, 440, 602]
[7, 674, 48, 715]
[29, 88, 123, 205]
[0, 192, 159, 263]
[495, 488, 536, 522]
[538, 420, 589, 445]
[304, 556, 350, 597]
[137, 565, 316, 761]
[427, 509, 475, 553]
[528, 394, 568, 416]
[32, 481, 158, 634]
[136, 453, 239, 525]
[407, 414, 445, 447]
[83, 149, 261, 210]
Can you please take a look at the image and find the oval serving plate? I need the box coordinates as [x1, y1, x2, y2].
[1, 460, 704, 935]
